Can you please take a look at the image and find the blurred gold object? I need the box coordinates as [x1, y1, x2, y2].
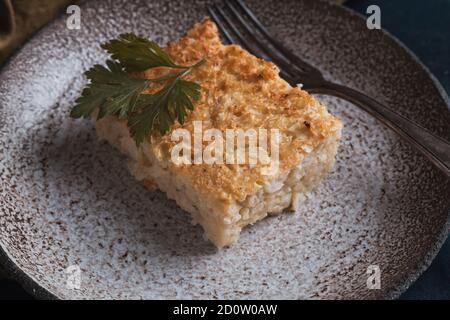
[0, 0, 74, 64]
[0, 0, 15, 47]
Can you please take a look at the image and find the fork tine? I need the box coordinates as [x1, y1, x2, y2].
[207, 6, 234, 44]
[212, 5, 269, 59]
[209, 4, 297, 85]
[233, 0, 319, 74]
[223, 1, 303, 76]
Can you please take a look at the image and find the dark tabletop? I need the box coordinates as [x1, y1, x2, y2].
[0, 0, 449, 300]
[346, 0, 450, 300]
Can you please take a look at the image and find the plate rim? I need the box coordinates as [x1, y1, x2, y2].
[0, 0, 449, 300]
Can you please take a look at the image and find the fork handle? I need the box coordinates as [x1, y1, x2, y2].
[307, 82, 450, 177]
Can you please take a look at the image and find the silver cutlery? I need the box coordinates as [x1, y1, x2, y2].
[208, 0, 450, 177]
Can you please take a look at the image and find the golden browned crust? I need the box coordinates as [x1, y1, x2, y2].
[133, 18, 342, 202]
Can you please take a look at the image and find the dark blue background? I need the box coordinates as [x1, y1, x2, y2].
[347, 0, 450, 300]
[0, 0, 449, 299]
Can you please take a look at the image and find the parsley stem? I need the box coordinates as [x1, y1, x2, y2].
[71, 33, 205, 142]
[146, 59, 206, 83]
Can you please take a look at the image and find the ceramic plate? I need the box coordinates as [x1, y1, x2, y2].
[0, 0, 449, 299]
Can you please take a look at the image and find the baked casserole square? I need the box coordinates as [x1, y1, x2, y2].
[94, 18, 342, 248]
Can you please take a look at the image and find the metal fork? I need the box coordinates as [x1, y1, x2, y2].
[208, 0, 450, 177]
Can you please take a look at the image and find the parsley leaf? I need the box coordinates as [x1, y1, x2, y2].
[70, 33, 205, 145]
[128, 75, 201, 144]
[70, 60, 150, 119]
[101, 33, 185, 72]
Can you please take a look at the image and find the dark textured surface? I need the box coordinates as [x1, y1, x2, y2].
[0, 0, 449, 299]
[347, 0, 450, 300]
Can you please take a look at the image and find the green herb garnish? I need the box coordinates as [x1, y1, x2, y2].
[70, 33, 205, 145]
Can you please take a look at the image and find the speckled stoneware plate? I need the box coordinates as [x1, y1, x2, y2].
[0, 0, 449, 300]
